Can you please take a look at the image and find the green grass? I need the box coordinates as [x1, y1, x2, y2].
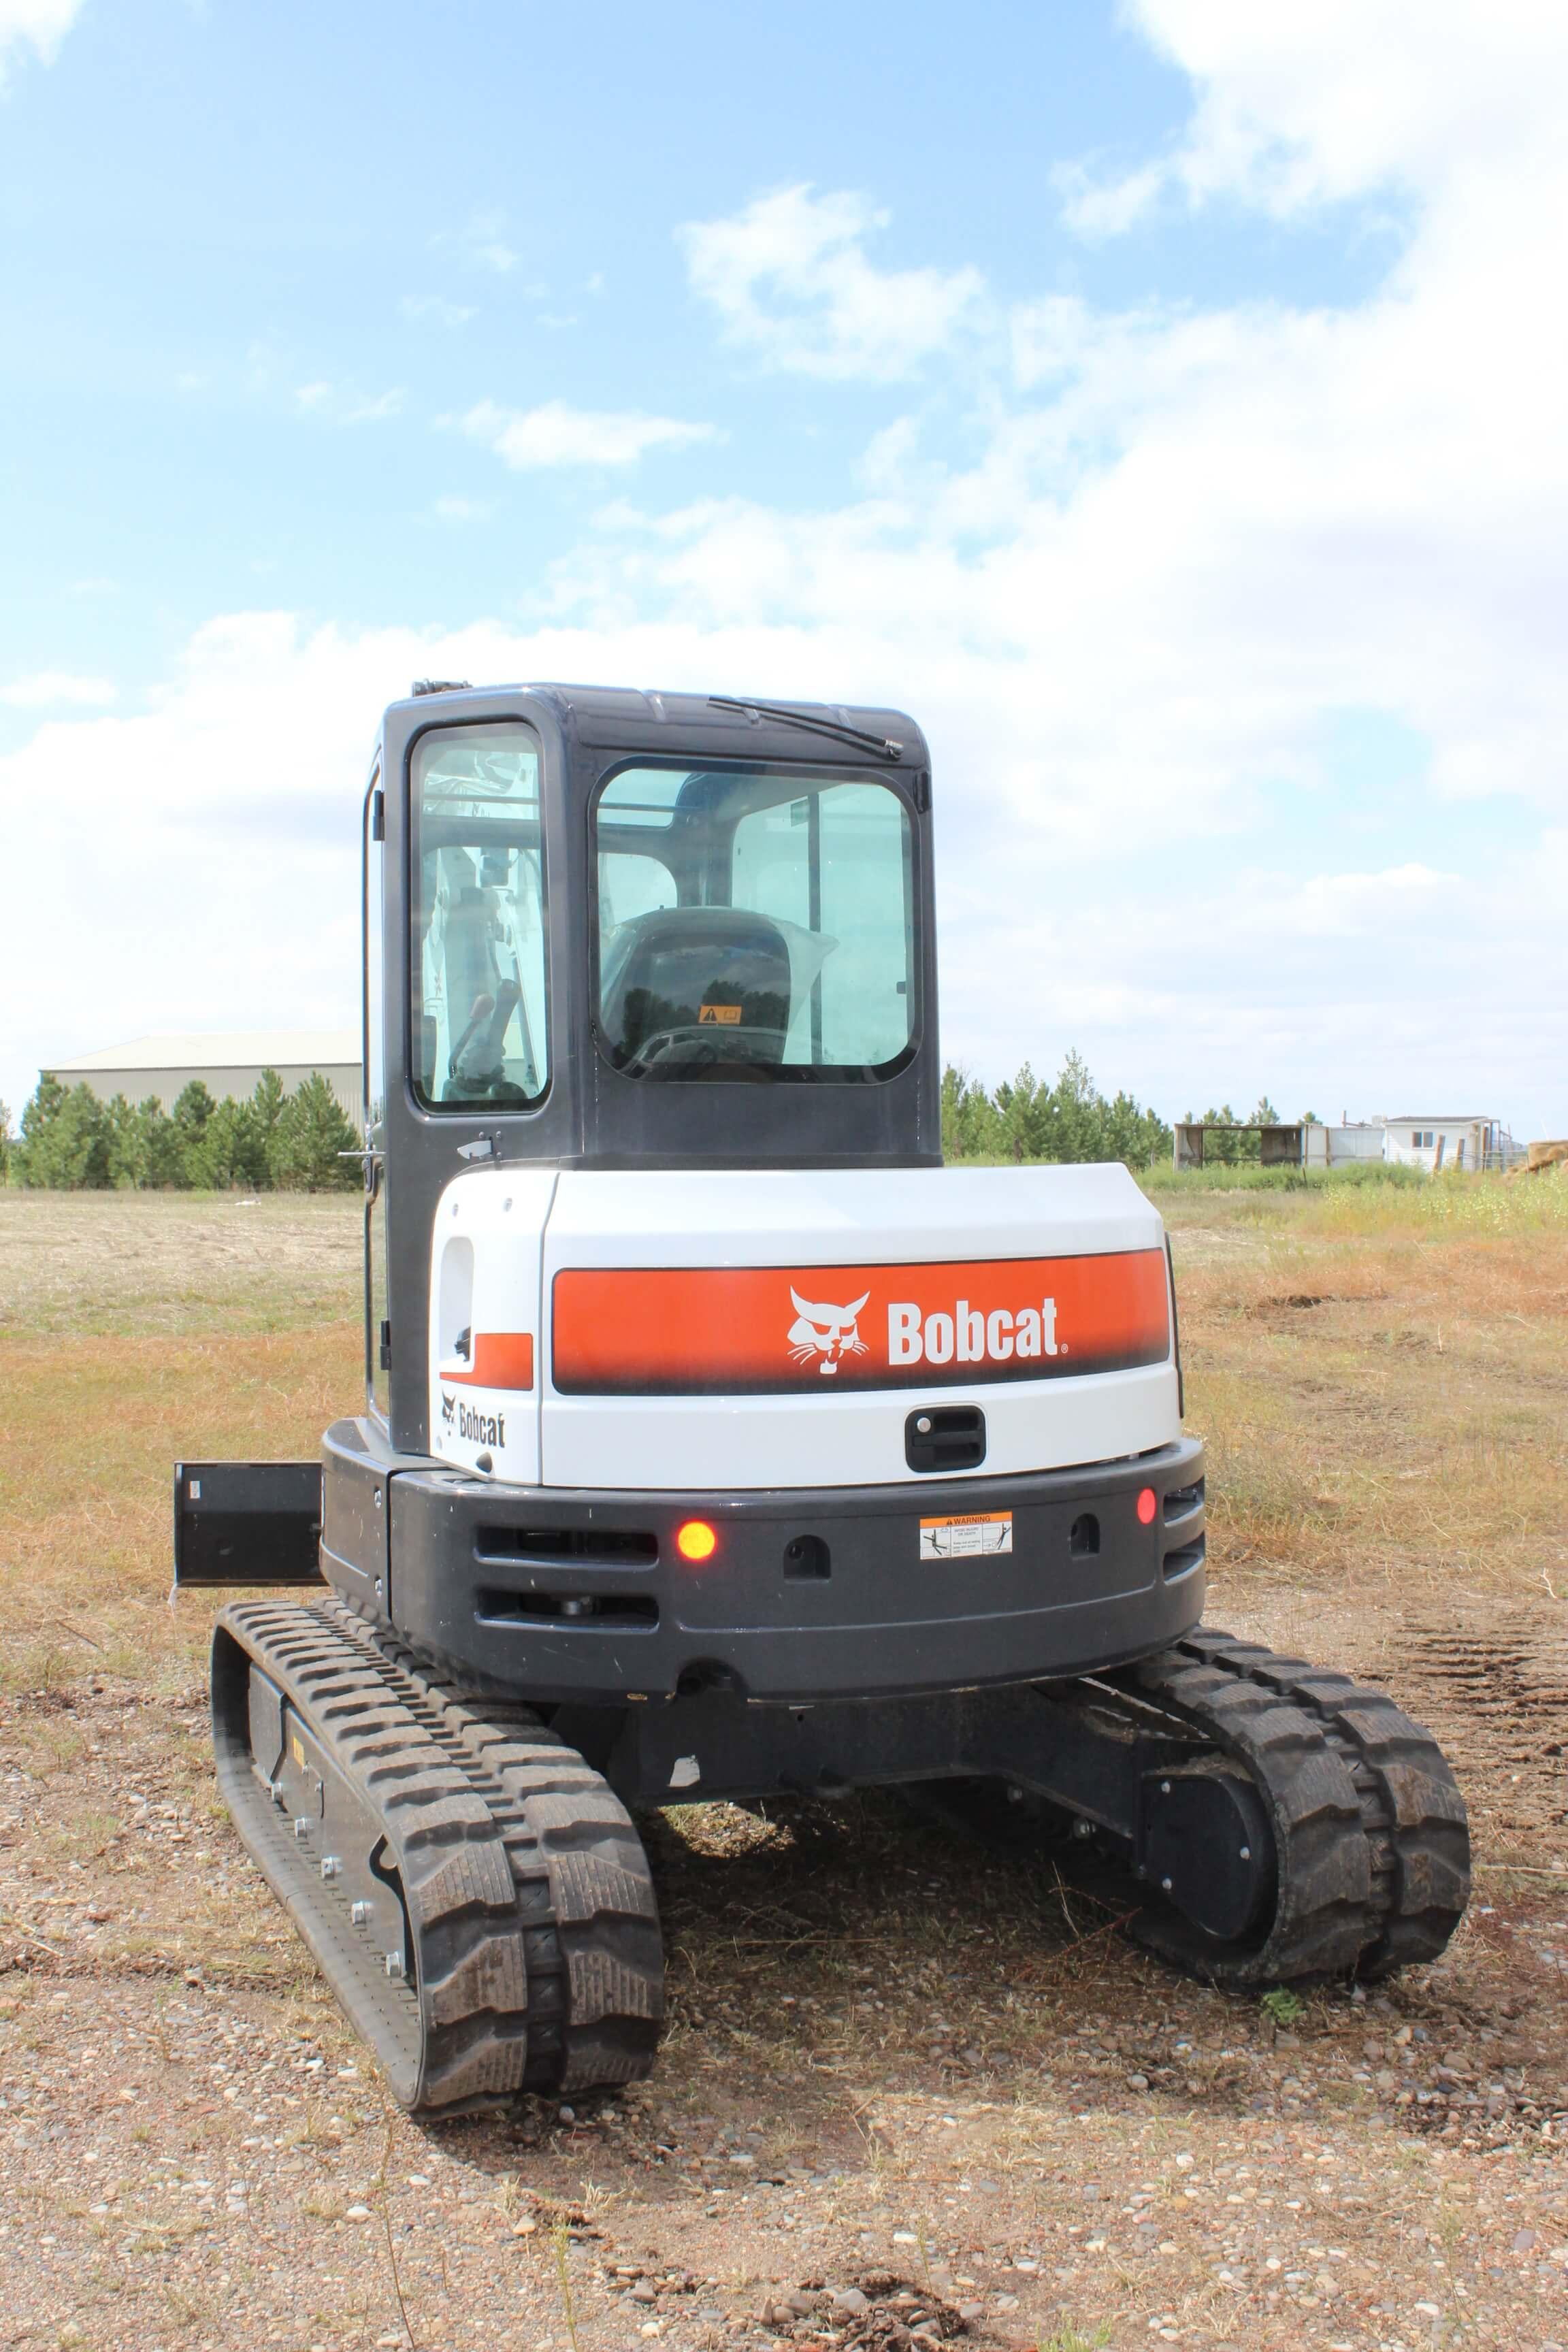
[1260, 1986, 1307, 2028]
[1150, 1159, 1568, 1238]
[1142, 1158, 1424, 1194]
[1307, 1160, 1568, 1235]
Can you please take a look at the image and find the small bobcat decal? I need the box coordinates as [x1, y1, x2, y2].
[787, 1287, 870, 1375]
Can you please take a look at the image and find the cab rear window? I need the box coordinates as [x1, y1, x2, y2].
[593, 766, 915, 1082]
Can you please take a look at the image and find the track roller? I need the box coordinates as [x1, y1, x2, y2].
[210, 1597, 664, 2114]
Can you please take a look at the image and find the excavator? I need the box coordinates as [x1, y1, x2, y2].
[174, 683, 1470, 2112]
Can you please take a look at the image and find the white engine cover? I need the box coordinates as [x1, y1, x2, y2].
[428, 1164, 1179, 1492]
[427, 1168, 555, 1484]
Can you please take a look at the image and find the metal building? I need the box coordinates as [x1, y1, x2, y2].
[1303, 1122, 1386, 1169]
[1175, 1114, 1519, 1173]
[1379, 1117, 1512, 1173]
[42, 1031, 363, 1130]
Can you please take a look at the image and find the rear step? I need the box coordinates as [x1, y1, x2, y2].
[210, 1597, 664, 2113]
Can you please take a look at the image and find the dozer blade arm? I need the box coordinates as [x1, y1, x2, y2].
[173, 1461, 326, 1588]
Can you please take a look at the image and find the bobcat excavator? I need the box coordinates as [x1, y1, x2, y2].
[175, 683, 1469, 2112]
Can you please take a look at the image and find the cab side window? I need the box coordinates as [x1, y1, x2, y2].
[412, 725, 549, 1110]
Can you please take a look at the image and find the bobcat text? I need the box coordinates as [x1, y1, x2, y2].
[887, 1298, 1060, 1367]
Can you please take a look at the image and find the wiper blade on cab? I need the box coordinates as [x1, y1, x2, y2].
[708, 695, 904, 764]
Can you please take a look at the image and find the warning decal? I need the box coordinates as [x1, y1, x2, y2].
[919, 1511, 1014, 1561]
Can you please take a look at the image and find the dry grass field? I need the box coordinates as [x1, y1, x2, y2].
[0, 1181, 1565, 2352]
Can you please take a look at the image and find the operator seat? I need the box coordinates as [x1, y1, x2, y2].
[600, 906, 794, 1075]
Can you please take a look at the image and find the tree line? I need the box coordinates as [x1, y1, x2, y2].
[0, 1071, 362, 1190]
[941, 1051, 1174, 1166]
[1, 1051, 1285, 1186]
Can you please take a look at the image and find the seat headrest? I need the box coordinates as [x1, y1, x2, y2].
[601, 906, 793, 1070]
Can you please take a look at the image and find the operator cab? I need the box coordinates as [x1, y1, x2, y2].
[408, 723, 921, 1105]
[369, 685, 939, 1452]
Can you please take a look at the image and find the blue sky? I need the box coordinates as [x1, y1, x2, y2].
[3, 0, 1565, 1135]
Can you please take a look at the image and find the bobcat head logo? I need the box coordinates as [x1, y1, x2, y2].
[787, 1287, 870, 1376]
[440, 1390, 455, 1429]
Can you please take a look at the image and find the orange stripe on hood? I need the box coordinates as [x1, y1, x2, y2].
[442, 1332, 536, 1390]
[551, 1252, 1169, 1395]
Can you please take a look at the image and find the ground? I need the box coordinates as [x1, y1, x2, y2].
[0, 1179, 1565, 2352]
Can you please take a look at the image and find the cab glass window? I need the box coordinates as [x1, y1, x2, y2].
[412, 723, 549, 1109]
[593, 766, 915, 1081]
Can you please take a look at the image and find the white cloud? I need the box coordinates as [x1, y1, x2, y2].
[1, 669, 115, 708]
[1220, 861, 1452, 942]
[4, 585, 1563, 1139]
[456, 210, 520, 276]
[295, 382, 404, 423]
[401, 296, 477, 329]
[1054, 160, 1169, 242]
[432, 494, 487, 523]
[1060, 0, 1568, 230]
[461, 399, 716, 471]
[681, 184, 985, 380]
[0, 0, 82, 83]
[347, 389, 403, 423]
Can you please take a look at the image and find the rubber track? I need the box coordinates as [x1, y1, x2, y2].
[1109, 1625, 1470, 1988]
[214, 1599, 663, 2113]
[1175, 1629, 1471, 1978]
[325, 1601, 666, 2093]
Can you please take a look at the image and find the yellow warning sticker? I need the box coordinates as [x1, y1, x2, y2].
[698, 1003, 743, 1025]
[919, 1510, 1013, 1561]
[291, 1733, 305, 1768]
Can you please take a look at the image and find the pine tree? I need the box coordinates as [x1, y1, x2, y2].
[105, 1094, 144, 1187]
[185, 1096, 269, 1190]
[270, 1074, 360, 1189]
[940, 1065, 1002, 1159]
[251, 1069, 286, 1167]
[998, 1062, 1052, 1161]
[940, 1051, 1171, 1171]
[105, 1093, 184, 1188]
[15, 1078, 112, 1188]
[171, 1079, 217, 1184]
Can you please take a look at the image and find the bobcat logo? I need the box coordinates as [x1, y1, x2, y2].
[787, 1287, 870, 1375]
[440, 1390, 455, 1429]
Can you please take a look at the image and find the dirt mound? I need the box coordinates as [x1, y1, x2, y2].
[760, 2274, 981, 2350]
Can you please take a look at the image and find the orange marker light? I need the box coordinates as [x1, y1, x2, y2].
[1137, 1487, 1158, 1526]
[675, 1519, 718, 1563]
